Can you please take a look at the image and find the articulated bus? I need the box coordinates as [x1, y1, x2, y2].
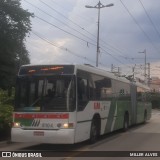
[11, 64, 152, 144]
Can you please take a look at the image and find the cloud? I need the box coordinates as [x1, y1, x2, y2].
[22, 0, 160, 78]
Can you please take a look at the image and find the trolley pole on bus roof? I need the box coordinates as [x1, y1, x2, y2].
[85, 1, 114, 67]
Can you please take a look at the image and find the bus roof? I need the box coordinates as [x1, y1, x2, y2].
[20, 64, 150, 90]
[20, 64, 129, 83]
[75, 64, 131, 84]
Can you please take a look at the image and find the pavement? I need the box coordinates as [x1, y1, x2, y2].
[0, 139, 13, 148]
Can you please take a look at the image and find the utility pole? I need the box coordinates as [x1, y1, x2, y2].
[147, 63, 150, 86]
[111, 64, 114, 72]
[111, 64, 120, 76]
[85, 1, 114, 67]
[139, 49, 147, 83]
[132, 64, 136, 81]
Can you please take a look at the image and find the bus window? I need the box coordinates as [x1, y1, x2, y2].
[43, 76, 75, 111]
[77, 77, 89, 110]
[16, 78, 27, 108]
[55, 80, 65, 97]
[29, 82, 36, 106]
[137, 87, 145, 101]
[15, 75, 76, 112]
[92, 74, 112, 100]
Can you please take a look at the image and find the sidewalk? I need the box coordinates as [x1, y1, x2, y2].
[0, 139, 13, 148]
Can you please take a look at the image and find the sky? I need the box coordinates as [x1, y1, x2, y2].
[21, 0, 160, 79]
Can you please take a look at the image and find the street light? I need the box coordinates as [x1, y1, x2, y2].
[85, 1, 114, 67]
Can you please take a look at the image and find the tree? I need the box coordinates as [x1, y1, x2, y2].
[0, 0, 33, 90]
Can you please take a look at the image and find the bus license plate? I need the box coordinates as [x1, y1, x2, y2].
[33, 131, 44, 136]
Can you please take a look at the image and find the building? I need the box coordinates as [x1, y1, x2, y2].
[149, 77, 160, 92]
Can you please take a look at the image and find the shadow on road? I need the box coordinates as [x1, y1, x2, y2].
[19, 131, 124, 151]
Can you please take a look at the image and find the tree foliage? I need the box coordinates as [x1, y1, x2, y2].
[0, 0, 33, 89]
[0, 88, 14, 131]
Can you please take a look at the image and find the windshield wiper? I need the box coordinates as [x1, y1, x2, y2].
[30, 97, 41, 107]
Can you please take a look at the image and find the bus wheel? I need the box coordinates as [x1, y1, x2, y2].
[123, 114, 129, 131]
[89, 119, 98, 144]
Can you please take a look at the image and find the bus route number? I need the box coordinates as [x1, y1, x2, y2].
[42, 123, 54, 128]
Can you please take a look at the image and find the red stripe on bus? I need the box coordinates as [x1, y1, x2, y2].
[14, 113, 69, 119]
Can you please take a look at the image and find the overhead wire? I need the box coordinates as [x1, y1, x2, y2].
[39, 0, 109, 43]
[24, 0, 98, 46]
[23, 1, 100, 49]
[31, 31, 110, 68]
[39, 0, 136, 64]
[23, 0, 157, 75]
[31, 30, 96, 65]
[25, 6, 131, 66]
[39, 0, 87, 32]
[26, 39, 71, 63]
[49, 0, 93, 23]
[35, 15, 97, 47]
[119, 0, 160, 54]
[47, 0, 152, 64]
[47, 0, 150, 63]
[100, 47, 130, 67]
[138, 0, 160, 40]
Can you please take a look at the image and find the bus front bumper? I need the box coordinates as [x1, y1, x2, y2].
[11, 128, 75, 144]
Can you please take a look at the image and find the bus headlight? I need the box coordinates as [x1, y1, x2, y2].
[63, 123, 69, 128]
[57, 123, 74, 129]
[13, 122, 21, 128]
[63, 123, 74, 128]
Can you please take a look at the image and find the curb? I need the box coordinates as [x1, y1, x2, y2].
[0, 140, 8, 148]
[0, 139, 13, 147]
[0, 141, 7, 145]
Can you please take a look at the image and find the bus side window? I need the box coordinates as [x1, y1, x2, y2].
[77, 77, 89, 111]
[78, 78, 88, 100]
[137, 87, 146, 101]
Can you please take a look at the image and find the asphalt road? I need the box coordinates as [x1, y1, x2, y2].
[1, 109, 160, 160]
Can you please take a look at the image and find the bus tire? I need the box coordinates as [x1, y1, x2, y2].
[123, 113, 129, 132]
[89, 119, 98, 144]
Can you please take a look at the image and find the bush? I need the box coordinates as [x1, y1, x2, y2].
[0, 88, 14, 105]
[0, 89, 14, 134]
[0, 104, 13, 130]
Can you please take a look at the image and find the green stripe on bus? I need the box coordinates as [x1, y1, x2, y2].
[104, 100, 116, 133]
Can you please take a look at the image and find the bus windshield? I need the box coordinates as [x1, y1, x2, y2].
[15, 75, 76, 112]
